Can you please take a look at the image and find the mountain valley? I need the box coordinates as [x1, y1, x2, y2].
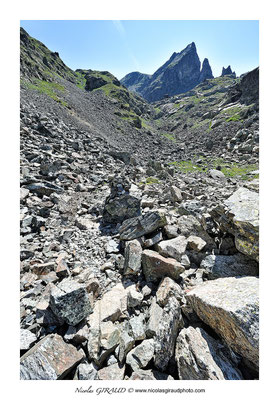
[20, 27, 259, 381]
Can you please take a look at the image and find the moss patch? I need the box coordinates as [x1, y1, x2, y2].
[22, 79, 68, 107]
[161, 132, 176, 141]
[170, 158, 258, 181]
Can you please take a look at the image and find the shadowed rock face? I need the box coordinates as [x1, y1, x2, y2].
[121, 43, 214, 102]
[176, 326, 243, 380]
[199, 58, 214, 83]
[225, 67, 259, 106]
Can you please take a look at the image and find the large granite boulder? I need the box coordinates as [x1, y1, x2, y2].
[20, 334, 84, 379]
[211, 188, 259, 261]
[200, 253, 259, 279]
[176, 326, 243, 380]
[126, 339, 155, 371]
[186, 276, 259, 368]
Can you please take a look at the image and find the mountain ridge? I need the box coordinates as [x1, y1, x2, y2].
[121, 42, 214, 102]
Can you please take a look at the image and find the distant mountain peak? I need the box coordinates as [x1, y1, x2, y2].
[221, 65, 236, 78]
[121, 42, 213, 102]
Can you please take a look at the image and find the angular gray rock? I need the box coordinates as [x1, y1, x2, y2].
[117, 321, 135, 363]
[77, 362, 98, 380]
[155, 236, 187, 261]
[146, 297, 164, 337]
[126, 339, 155, 371]
[176, 327, 243, 380]
[87, 302, 122, 366]
[25, 181, 62, 196]
[144, 231, 163, 248]
[212, 188, 259, 261]
[98, 362, 125, 380]
[119, 211, 167, 240]
[20, 334, 84, 379]
[127, 286, 144, 307]
[129, 313, 146, 341]
[208, 169, 226, 181]
[20, 329, 37, 351]
[156, 277, 183, 307]
[154, 297, 182, 371]
[170, 185, 182, 202]
[123, 239, 142, 275]
[142, 249, 185, 282]
[49, 279, 92, 326]
[200, 254, 258, 279]
[129, 369, 174, 380]
[186, 235, 207, 252]
[186, 276, 259, 368]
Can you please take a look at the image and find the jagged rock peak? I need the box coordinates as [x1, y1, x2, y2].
[199, 58, 214, 82]
[120, 42, 215, 102]
[221, 65, 236, 78]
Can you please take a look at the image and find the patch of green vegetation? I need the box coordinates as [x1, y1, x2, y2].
[220, 105, 243, 122]
[191, 119, 211, 131]
[140, 117, 153, 129]
[192, 95, 204, 104]
[75, 71, 86, 89]
[210, 159, 259, 180]
[145, 177, 161, 185]
[23, 79, 68, 107]
[170, 160, 205, 173]
[161, 132, 176, 141]
[226, 115, 242, 122]
[170, 158, 258, 181]
[206, 120, 212, 133]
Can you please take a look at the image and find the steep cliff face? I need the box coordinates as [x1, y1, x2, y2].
[224, 67, 259, 106]
[121, 43, 214, 102]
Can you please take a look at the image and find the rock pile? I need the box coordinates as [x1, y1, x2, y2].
[20, 102, 259, 380]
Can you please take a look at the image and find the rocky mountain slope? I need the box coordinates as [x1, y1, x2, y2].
[121, 42, 214, 102]
[20, 28, 259, 381]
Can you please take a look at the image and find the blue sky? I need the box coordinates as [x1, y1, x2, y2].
[20, 20, 259, 80]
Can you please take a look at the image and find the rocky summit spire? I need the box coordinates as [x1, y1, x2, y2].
[221, 65, 236, 78]
[199, 58, 214, 82]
